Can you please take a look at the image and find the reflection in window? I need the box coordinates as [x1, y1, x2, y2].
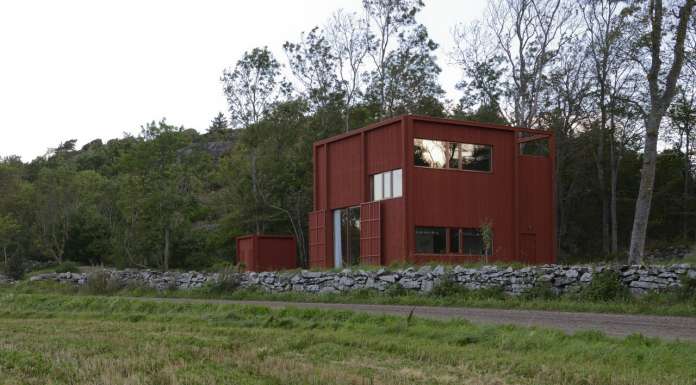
[415, 139, 492, 172]
[415, 227, 447, 254]
[462, 229, 484, 255]
[414, 227, 490, 255]
[449, 228, 460, 254]
[447, 142, 459, 169]
[520, 138, 549, 156]
[414, 139, 447, 168]
[461, 144, 492, 171]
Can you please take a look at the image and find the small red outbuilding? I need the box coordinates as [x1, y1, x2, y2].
[236, 234, 297, 272]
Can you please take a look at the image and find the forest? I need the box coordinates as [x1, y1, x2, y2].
[1, 0, 695, 270]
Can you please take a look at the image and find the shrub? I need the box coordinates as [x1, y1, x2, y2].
[579, 270, 629, 302]
[82, 270, 124, 295]
[430, 275, 469, 297]
[1, 254, 25, 280]
[384, 283, 408, 297]
[676, 276, 696, 300]
[206, 265, 242, 294]
[523, 281, 557, 300]
[54, 261, 80, 274]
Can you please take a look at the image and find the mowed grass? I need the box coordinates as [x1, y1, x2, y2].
[1, 294, 696, 385]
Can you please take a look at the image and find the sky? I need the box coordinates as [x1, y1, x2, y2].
[0, 0, 487, 161]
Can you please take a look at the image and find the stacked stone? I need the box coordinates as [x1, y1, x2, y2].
[25, 263, 696, 296]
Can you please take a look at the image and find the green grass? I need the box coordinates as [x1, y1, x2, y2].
[1, 293, 695, 385]
[5, 277, 696, 318]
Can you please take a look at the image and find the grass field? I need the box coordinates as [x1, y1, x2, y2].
[1, 293, 696, 385]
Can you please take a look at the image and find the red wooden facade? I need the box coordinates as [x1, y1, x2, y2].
[236, 234, 297, 272]
[309, 115, 556, 268]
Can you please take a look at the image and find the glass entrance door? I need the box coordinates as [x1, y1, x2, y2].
[332, 206, 360, 268]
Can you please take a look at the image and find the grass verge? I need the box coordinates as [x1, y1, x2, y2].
[5, 276, 696, 317]
[1, 293, 696, 385]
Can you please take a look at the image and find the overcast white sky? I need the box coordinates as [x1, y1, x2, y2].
[0, 0, 486, 161]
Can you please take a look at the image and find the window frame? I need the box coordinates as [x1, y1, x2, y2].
[413, 138, 493, 174]
[413, 226, 491, 256]
[370, 168, 403, 202]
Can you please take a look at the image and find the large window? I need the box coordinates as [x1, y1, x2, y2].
[415, 227, 447, 254]
[415, 227, 489, 255]
[415, 139, 492, 172]
[371, 169, 402, 201]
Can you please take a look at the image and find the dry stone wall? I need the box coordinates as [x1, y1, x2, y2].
[19, 264, 696, 296]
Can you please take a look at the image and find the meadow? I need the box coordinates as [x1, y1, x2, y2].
[1, 293, 696, 385]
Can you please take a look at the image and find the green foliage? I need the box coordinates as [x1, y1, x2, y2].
[676, 276, 696, 300]
[82, 271, 123, 295]
[522, 281, 558, 300]
[54, 261, 80, 274]
[1, 254, 25, 280]
[579, 270, 629, 302]
[205, 265, 243, 294]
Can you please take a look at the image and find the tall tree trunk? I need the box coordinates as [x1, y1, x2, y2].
[3, 246, 6, 266]
[629, 113, 661, 263]
[628, 0, 694, 263]
[684, 125, 691, 240]
[163, 227, 171, 271]
[250, 149, 261, 234]
[610, 143, 619, 254]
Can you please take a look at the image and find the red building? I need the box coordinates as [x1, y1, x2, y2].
[236, 234, 297, 272]
[308, 115, 555, 268]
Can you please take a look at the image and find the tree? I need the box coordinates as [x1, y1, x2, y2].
[222, 48, 290, 234]
[484, 0, 574, 128]
[668, 86, 696, 239]
[326, 10, 370, 131]
[363, 0, 424, 118]
[208, 112, 229, 134]
[0, 214, 19, 265]
[33, 166, 80, 263]
[582, 0, 638, 254]
[367, 24, 445, 116]
[628, 0, 695, 263]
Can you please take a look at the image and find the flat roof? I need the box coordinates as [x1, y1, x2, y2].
[313, 114, 553, 147]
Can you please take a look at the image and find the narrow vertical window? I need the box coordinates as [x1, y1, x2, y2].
[373, 173, 383, 201]
[449, 228, 460, 253]
[392, 169, 402, 197]
[383, 171, 392, 198]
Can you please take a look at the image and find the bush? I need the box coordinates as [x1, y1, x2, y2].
[430, 275, 469, 297]
[523, 281, 557, 300]
[579, 270, 629, 302]
[1, 254, 25, 280]
[676, 276, 696, 300]
[54, 261, 80, 274]
[82, 271, 124, 295]
[430, 276, 506, 300]
[206, 265, 242, 294]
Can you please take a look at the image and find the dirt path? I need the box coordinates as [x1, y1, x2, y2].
[127, 297, 696, 342]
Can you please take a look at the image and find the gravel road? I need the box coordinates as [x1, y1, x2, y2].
[127, 297, 696, 342]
